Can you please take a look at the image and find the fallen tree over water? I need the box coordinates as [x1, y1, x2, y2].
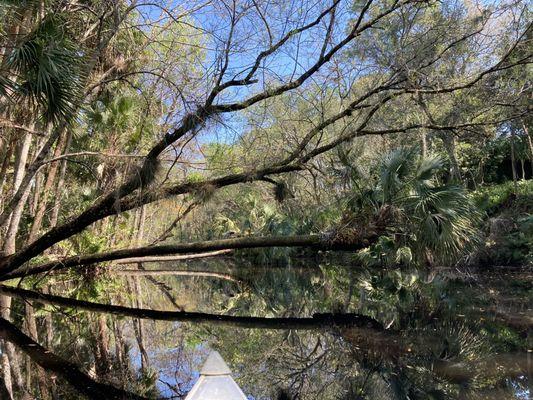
[1, 204, 394, 280]
[112, 249, 233, 265]
[1, 208, 392, 280]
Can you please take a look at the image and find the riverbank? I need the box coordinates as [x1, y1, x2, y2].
[470, 180, 532, 267]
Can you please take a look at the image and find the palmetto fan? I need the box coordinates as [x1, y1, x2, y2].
[353, 147, 481, 266]
[1, 9, 83, 124]
[384, 149, 480, 264]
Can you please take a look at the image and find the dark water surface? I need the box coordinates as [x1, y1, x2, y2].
[1, 259, 531, 399]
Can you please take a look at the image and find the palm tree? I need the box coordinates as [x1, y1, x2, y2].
[1, 7, 83, 124]
[350, 148, 480, 267]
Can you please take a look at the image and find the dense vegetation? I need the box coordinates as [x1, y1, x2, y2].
[0, 0, 530, 399]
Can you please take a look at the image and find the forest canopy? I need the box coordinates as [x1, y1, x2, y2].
[0, 0, 530, 274]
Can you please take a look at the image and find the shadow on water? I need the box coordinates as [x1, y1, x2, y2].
[0, 259, 531, 399]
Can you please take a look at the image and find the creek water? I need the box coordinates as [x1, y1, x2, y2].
[1, 259, 531, 399]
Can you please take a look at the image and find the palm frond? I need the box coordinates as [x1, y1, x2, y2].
[6, 13, 84, 124]
[415, 154, 446, 182]
[379, 147, 418, 202]
[0, 75, 15, 98]
[357, 147, 481, 266]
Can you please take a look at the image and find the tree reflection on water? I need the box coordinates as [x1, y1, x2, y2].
[0, 260, 530, 399]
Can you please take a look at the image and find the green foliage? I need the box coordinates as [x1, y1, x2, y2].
[211, 194, 298, 263]
[186, 172, 205, 183]
[204, 143, 243, 176]
[203, 187, 343, 263]
[476, 135, 531, 183]
[6, 13, 83, 123]
[353, 147, 481, 267]
[355, 267, 430, 327]
[356, 236, 404, 267]
[470, 181, 532, 265]
[471, 180, 533, 214]
[86, 95, 136, 133]
[487, 215, 532, 265]
[84, 90, 157, 152]
[69, 230, 106, 255]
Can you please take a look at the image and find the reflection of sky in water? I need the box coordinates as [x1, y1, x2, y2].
[511, 377, 530, 400]
[154, 348, 199, 398]
[4, 261, 528, 399]
[111, 263, 532, 399]
[130, 338, 258, 399]
[127, 323, 205, 397]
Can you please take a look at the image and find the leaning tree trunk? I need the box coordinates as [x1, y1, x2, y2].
[3, 187, 31, 257]
[3, 217, 392, 280]
[49, 127, 73, 229]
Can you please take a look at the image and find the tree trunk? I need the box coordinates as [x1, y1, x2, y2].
[93, 315, 111, 379]
[441, 133, 461, 181]
[510, 130, 518, 192]
[0, 296, 24, 399]
[0, 284, 384, 330]
[421, 130, 427, 158]
[134, 206, 144, 243]
[29, 170, 42, 215]
[113, 249, 233, 264]
[522, 121, 533, 178]
[49, 130, 72, 228]
[0, 139, 14, 209]
[0, 297, 13, 399]
[2, 186, 31, 256]
[2, 131, 32, 255]
[27, 135, 48, 216]
[129, 277, 149, 371]
[0, 375, 11, 400]
[2, 231, 386, 280]
[115, 269, 240, 283]
[11, 132, 32, 192]
[112, 320, 129, 378]
[131, 207, 149, 371]
[27, 130, 69, 243]
[24, 302, 50, 399]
